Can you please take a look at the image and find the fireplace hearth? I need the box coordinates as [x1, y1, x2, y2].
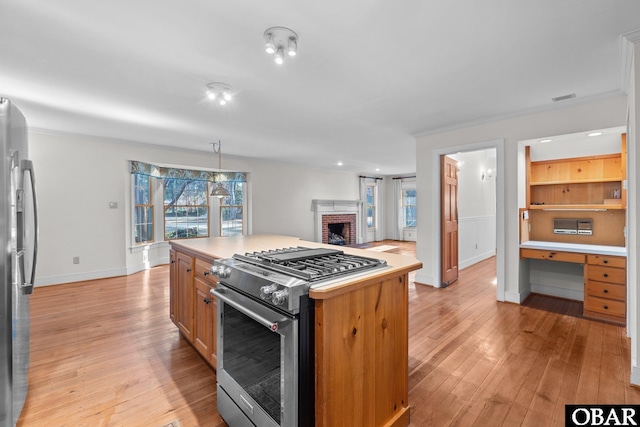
[312, 200, 363, 245]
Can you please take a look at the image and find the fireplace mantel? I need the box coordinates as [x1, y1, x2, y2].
[312, 199, 363, 244]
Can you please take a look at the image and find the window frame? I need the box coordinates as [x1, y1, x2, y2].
[366, 182, 376, 229]
[401, 186, 417, 228]
[219, 181, 245, 237]
[133, 174, 154, 245]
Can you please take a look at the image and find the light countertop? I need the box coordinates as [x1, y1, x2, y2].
[170, 234, 423, 299]
[520, 240, 627, 257]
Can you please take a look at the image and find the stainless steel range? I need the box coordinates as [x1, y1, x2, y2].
[210, 246, 387, 427]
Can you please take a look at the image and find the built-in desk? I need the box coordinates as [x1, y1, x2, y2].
[520, 241, 627, 325]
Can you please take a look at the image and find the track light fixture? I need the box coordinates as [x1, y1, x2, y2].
[263, 26, 298, 65]
[206, 82, 233, 106]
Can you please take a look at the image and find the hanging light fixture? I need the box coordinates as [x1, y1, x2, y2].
[210, 141, 230, 198]
[206, 82, 233, 106]
[263, 26, 298, 65]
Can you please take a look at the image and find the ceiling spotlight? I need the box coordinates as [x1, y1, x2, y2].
[287, 38, 297, 56]
[265, 34, 276, 54]
[587, 131, 603, 137]
[539, 139, 553, 143]
[206, 82, 232, 105]
[274, 47, 284, 65]
[263, 26, 298, 65]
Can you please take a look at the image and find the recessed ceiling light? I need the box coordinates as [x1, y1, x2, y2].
[337, 161, 343, 166]
[539, 139, 553, 143]
[587, 132, 603, 137]
[375, 168, 380, 172]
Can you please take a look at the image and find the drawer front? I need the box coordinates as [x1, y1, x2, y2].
[586, 281, 626, 301]
[195, 258, 218, 285]
[586, 255, 626, 268]
[520, 249, 585, 263]
[586, 265, 625, 285]
[584, 296, 625, 317]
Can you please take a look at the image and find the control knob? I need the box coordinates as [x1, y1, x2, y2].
[211, 265, 231, 280]
[260, 284, 278, 300]
[271, 289, 289, 306]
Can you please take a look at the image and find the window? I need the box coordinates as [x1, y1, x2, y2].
[220, 181, 244, 236]
[366, 184, 376, 228]
[402, 188, 417, 227]
[164, 179, 209, 240]
[133, 174, 154, 244]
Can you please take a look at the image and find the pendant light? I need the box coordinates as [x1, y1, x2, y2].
[210, 141, 230, 198]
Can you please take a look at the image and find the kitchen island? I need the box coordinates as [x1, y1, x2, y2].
[169, 235, 422, 427]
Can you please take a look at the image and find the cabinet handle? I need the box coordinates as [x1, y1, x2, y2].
[604, 289, 609, 293]
[186, 268, 192, 272]
[604, 305, 609, 310]
[603, 260, 608, 264]
[204, 298, 211, 304]
[603, 273, 608, 278]
[171, 260, 176, 264]
[548, 255, 553, 259]
[204, 271, 209, 276]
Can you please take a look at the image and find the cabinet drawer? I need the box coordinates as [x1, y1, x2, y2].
[586, 265, 625, 285]
[520, 249, 585, 263]
[586, 255, 626, 268]
[586, 281, 626, 301]
[584, 296, 626, 317]
[195, 258, 218, 285]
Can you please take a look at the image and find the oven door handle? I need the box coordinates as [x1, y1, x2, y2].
[211, 288, 289, 332]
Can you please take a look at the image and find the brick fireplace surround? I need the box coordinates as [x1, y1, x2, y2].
[322, 214, 356, 245]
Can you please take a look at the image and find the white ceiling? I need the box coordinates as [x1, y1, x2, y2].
[2, 1, 640, 175]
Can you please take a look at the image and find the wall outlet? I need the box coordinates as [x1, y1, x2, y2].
[73, 256, 80, 264]
[109, 202, 118, 209]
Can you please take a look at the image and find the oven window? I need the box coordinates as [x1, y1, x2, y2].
[223, 305, 282, 423]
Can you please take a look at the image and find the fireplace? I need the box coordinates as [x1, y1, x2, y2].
[323, 216, 356, 245]
[312, 200, 362, 245]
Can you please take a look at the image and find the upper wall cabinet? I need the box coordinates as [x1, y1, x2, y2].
[527, 134, 627, 210]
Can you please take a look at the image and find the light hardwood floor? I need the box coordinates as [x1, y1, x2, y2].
[18, 240, 640, 426]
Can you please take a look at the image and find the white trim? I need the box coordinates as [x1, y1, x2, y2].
[312, 199, 363, 244]
[621, 30, 640, 94]
[631, 367, 640, 387]
[129, 241, 170, 253]
[414, 272, 436, 287]
[459, 249, 496, 270]
[35, 267, 129, 287]
[504, 291, 526, 304]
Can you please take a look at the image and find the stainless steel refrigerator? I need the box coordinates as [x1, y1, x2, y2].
[0, 98, 38, 426]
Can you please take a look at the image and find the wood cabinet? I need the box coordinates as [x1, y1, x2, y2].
[170, 248, 218, 369]
[527, 134, 626, 210]
[176, 251, 194, 341]
[584, 255, 626, 325]
[193, 259, 217, 367]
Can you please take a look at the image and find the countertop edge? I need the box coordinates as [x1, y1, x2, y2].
[520, 240, 627, 257]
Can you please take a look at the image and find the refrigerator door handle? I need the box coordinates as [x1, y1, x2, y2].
[17, 159, 38, 294]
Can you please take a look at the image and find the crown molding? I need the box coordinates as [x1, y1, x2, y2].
[620, 29, 640, 94]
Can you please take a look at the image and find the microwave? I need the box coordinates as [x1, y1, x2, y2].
[553, 218, 593, 235]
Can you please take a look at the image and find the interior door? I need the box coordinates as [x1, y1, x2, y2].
[441, 155, 459, 287]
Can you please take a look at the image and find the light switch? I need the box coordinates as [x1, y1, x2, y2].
[109, 202, 118, 209]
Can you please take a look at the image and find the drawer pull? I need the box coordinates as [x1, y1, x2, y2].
[604, 305, 609, 310]
[603, 260, 609, 264]
[204, 298, 212, 305]
[204, 271, 210, 276]
[186, 268, 192, 273]
[603, 289, 609, 293]
[603, 273, 609, 278]
[548, 255, 553, 259]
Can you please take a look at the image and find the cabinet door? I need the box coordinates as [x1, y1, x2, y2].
[176, 252, 194, 341]
[194, 277, 216, 366]
[169, 249, 177, 324]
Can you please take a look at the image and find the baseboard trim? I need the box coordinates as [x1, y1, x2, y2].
[459, 250, 496, 270]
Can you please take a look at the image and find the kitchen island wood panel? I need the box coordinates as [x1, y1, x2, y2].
[315, 275, 409, 427]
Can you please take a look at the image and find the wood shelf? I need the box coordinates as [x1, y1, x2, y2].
[530, 177, 622, 185]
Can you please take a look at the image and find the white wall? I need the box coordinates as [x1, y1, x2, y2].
[29, 130, 360, 286]
[449, 149, 497, 269]
[415, 95, 628, 301]
[629, 42, 640, 385]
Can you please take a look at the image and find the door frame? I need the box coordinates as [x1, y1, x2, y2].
[429, 139, 505, 300]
